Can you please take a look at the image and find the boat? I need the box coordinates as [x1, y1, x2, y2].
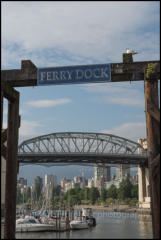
[70, 216, 89, 230]
[82, 207, 96, 227]
[16, 215, 54, 232]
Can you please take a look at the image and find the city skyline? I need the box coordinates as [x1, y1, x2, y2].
[18, 165, 138, 187]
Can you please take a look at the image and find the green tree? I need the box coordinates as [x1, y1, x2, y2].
[106, 184, 118, 199]
[89, 187, 100, 204]
[78, 189, 85, 200]
[131, 184, 138, 199]
[100, 188, 107, 202]
[118, 178, 132, 200]
[106, 197, 115, 205]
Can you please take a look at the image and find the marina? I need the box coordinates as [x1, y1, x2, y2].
[1, 210, 152, 239]
[14, 207, 96, 232]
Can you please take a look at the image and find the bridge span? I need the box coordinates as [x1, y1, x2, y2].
[18, 132, 147, 166]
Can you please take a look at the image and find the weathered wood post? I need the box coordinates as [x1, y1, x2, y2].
[144, 63, 160, 239]
[66, 210, 70, 230]
[4, 86, 20, 239]
[56, 212, 58, 230]
[58, 211, 61, 230]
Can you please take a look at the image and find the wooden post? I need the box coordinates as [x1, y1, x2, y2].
[4, 90, 19, 239]
[1, 80, 3, 139]
[66, 211, 70, 230]
[58, 212, 61, 230]
[56, 212, 58, 230]
[144, 64, 160, 239]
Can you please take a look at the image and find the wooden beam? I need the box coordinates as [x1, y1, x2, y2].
[144, 73, 160, 239]
[4, 90, 20, 239]
[1, 60, 160, 87]
[2, 81, 19, 102]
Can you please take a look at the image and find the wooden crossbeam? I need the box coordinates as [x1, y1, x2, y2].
[2, 81, 19, 102]
[1, 60, 160, 87]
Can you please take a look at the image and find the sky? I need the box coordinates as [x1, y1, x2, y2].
[2, 1, 160, 186]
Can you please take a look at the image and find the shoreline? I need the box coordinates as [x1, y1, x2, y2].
[74, 204, 151, 215]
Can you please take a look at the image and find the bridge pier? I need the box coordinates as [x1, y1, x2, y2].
[138, 166, 151, 208]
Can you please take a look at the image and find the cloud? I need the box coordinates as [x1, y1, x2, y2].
[2, 119, 43, 143]
[26, 98, 72, 108]
[101, 122, 146, 141]
[82, 82, 145, 107]
[19, 120, 42, 137]
[100, 96, 144, 107]
[2, 2, 159, 68]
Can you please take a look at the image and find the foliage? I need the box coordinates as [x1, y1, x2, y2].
[146, 63, 157, 78]
[16, 178, 139, 208]
[106, 184, 118, 199]
[128, 199, 138, 207]
[106, 198, 115, 205]
[88, 187, 100, 204]
[131, 184, 138, 199]
[118, 178, 133, 200]
[100, 188, 107, 202]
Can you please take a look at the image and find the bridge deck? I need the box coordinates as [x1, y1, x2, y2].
[18, 152, 148, 166]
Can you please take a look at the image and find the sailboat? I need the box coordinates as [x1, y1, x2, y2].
[16, 215, 54, 232]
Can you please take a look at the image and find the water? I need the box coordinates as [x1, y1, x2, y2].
[2, 211, 153, 239]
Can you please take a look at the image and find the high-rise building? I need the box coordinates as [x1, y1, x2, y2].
[60, 177, 70, 190]
[44, 174, 57, 200]
[88, 178, 94, 188]
[94, 164, 111, 191]
[115, 165, 130, 181]
[94, 165, 111, 182]
[44, 174, 57, 188]
[33, 176, 43, 188]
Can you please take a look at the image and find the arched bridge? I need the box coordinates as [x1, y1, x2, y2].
[18, 132, 148, 167]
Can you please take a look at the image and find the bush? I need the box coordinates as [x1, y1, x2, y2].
[81, 200, 90, 205]
[123, 198, 131, 205]
[129, 199, 138, 207]
[106, 198, 115, 205]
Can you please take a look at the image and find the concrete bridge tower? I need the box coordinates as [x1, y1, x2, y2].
[138, 138, 151, 208]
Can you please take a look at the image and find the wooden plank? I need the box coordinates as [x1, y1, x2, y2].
[1, 60, 160, 87]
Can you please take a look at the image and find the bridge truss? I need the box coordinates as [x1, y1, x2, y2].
[18, 132, 147, 166]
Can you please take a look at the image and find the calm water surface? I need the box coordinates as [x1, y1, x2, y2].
[2, 211, 153, 239]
